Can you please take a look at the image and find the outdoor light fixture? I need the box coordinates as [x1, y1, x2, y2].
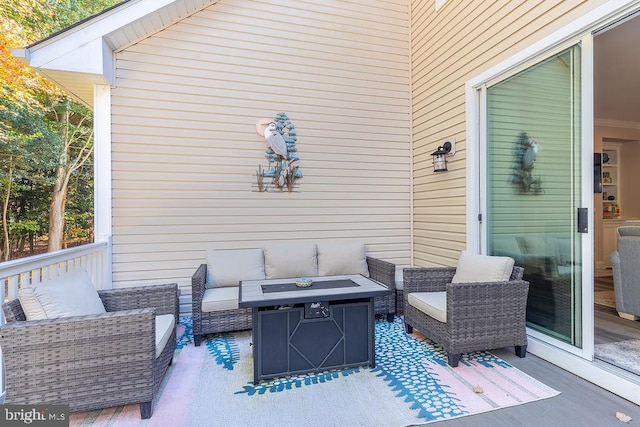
[431, 141, 454, 173]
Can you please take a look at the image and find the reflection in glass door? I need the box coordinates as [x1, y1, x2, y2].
[485, 45, 582, 345]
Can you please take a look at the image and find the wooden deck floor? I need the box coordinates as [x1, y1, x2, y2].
[412, 278, 640, 426]
[420, 347, 640, 427]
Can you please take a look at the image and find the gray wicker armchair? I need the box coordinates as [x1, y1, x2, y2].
[0, 283, 179, 419]
[191, 256, 396, 346]
[403, 266, 528, 367]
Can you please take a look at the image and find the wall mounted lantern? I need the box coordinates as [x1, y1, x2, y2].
[431, 141, 454, 173]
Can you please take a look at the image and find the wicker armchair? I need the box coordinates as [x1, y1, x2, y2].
[403, 266, 528, 367]
[0, 283, 178, 419]
[191, 256, 396, 346]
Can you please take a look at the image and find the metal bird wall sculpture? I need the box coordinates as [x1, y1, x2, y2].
[255, 113, 302, 192]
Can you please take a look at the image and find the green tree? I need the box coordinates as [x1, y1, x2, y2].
[0, 0, 119, 259]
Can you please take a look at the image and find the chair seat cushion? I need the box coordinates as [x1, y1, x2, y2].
[155, 314, 175, 358]
[452, 251, 514, 283]
[17, 269, 106, 320]
[408, 291, 447, 323]
[201, 287, 239, 312]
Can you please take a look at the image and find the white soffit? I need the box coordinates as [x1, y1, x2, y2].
[11, 0, 217, 106]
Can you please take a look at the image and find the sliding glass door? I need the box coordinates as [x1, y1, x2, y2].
[484, 44, 583, 345]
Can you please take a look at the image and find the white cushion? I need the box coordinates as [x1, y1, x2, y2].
[155, 314, 175, 358]
[451, 251, 514, 283]
[395, 269, 404, 290]
[264, 242, 318, 279]
[408, 291, 447, 323]
[206, 248, 265, 288]
[317, 241, 368, 276]
[201, 287, 239, 312]
[17, 269, 106, 320]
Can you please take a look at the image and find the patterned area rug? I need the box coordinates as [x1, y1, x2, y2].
[70, 317, 559, 427]
[595, 340, 640, 377]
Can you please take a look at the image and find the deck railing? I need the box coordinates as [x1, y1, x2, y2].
[0, 240, 112, 323]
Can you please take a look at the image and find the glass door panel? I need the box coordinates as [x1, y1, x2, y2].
[485, 45, 582, 345]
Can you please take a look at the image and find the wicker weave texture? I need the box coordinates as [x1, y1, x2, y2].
[191, 256, 398, 344]
[403, 266, 528, 363]
[0, 283, 178, 419]
[367, 256, 396, 317]
[191, 264, 252, 345]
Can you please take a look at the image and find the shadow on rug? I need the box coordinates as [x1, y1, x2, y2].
[70, 317, 559, 427]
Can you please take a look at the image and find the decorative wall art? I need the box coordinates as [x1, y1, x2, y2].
[511, 131, 543, 194]
[254, 112, 303, 192]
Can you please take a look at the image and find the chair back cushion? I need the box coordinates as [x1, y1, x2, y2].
[317, 241, 369, 276]
[264, 242, 318, 279]
[452, 251, 515, 283]
[17, 269, 106, 320]
[206, 248, 265, 288]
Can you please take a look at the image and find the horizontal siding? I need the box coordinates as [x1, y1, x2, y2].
[111, 0, 411, 308]
[411, 0, 607, 267]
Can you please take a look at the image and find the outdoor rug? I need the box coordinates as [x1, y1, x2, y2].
[70, 317, 559, 427]
[595, 339, 640, 377]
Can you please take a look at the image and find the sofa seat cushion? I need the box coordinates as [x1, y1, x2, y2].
[201, 287, 239, 312]
[206, 248, 265, 288]
[408, 291, 447, 323]
[264, 242, 318, 279]
[17, 269, 106, 320]
[452, 251, 514, 283]
[317, 241, 369, 276]
[155, 314, 175, 358]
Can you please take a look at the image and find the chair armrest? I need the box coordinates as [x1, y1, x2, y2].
[366, 256, 395, 288]
[0, 309, 156, 404]
[403, 267, 456, 294]
[99, 283, 178, 318]
[446, 280, 529, 331]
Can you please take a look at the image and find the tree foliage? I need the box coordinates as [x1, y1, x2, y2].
[0, 0, 120, 260]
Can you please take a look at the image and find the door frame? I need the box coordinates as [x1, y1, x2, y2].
[464, 0, 640, 404]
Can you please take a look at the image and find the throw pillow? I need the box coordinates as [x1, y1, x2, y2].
[451, 251, 515, 283]
[264, 242, 318, 279]
[18, 269, 106, 320]
[317, 241, 369, 276]
[206, 248, 265, 288]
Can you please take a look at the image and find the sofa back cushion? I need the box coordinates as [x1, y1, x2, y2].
[17, 269, 106, 320]
[317, 241, 369, 276]
[451, 251, 515, 283]
[264, 242, 318, 279]
[206, 248, 265, 288]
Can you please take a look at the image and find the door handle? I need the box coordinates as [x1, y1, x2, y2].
[577, 208, 588, 233]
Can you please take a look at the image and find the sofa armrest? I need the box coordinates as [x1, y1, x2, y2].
[366, 256, 395, 288]
[99, 283, 178, 319]
[446, 280, 529, 333]
[0, 309, 155, 406]
[192, 263, 207, 311]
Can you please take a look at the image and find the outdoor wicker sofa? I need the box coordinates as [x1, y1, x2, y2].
[403, 253, 529, 367]
[0, 282, 179, 419]
[191, 241, 396, 346]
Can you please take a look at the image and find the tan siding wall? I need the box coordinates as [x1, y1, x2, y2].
[411, 0, 608, 267]
[111, 0, 411, 310]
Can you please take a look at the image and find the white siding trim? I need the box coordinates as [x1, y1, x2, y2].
[94, 85, 113, 241]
